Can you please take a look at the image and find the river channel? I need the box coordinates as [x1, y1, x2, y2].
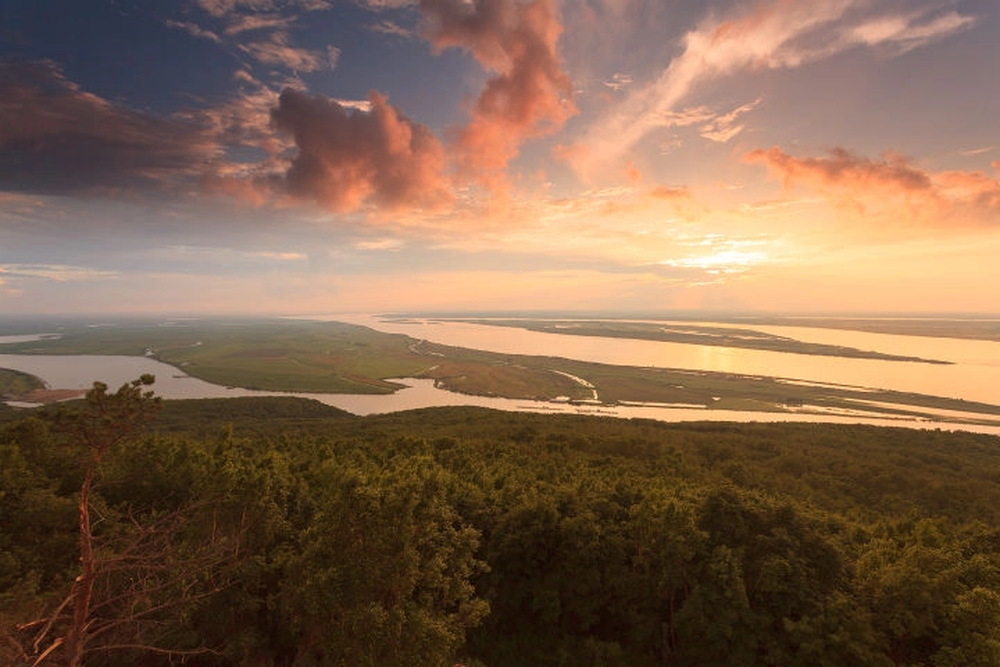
[2, 317, 1000, 435]
[328, 315, 1000, 406]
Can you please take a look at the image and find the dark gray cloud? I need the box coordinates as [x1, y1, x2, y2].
[0, 60, 218, 196]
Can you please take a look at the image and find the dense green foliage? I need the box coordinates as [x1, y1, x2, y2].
[3, 395, 1000, 665]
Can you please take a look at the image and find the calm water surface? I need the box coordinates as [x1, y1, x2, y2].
[328, 315, 1000, 406]
[3, 319, 1000, 435]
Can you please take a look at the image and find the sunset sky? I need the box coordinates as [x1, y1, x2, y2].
[1, 0, 998, 316]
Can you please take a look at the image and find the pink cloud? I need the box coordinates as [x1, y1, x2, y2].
[934, 170, 1000, 212]
[270, 88, 451, 212]
[745, 146, 932, 193]
[420, 0, 577, 191]
[745, 146, 1000, 225]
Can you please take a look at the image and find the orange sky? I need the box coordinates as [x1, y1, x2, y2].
[1, 0, 998, 315]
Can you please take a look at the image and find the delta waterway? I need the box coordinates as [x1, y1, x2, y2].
[3, 316, 1000, 435]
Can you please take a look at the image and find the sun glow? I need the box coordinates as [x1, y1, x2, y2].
[661, 237, 771, 274]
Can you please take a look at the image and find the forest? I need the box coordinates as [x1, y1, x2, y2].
[2, 379, 1000, 666]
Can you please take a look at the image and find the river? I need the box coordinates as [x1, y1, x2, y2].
[2, 319, 1000, 436]
[327, 315, 1000, 405]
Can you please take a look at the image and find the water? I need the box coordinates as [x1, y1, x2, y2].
[3, 318, 1000, 436]
[327, 315, 1000, 405]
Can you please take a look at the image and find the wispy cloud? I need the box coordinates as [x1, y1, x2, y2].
[223, 13, 296, 36]
[602, 73, 633, 91]
[248, 250, 308, 261]
[239, 35, 339, 72]
[848, 10, 975, 54]
[572, 0, 976, 180]
[165, 20, 222, 43]
[960, 146, 996, 157]
[699, 97, 762, 143]
[0, 263, 119, 282]
[355, 237, 405, 251]
[195, 0, 333, 18]
[187, 0, 340, 80]
[369, 19, 416, 39]
[356, 0, 415, 9]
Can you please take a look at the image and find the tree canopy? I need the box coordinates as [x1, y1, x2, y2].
[3, 394, 1000, 665]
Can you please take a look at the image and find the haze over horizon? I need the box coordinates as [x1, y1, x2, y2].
[1, 0, 998, 316]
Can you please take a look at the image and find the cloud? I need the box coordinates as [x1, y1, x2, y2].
[369, 19, 417, 39]
[355, 237, 405, 251]
[245, 250, 308, 261]
[572, 0, 976, 180]
[419, 0, 577, 190]
[746, 146, 932, 193]
[356, 0, 417, 9]
[270, 88, 451, 212]
[239, 34, 340, 71]
[699, 97, 761, 143]
[189, 0, 340, 79]
[0, 263, 119, 282]
[334, 98, 375, 113]
[960, 146, 995, 157]
[224, 13, 296, 35]
[934, 170, 1000, 212]
[181, 69, 289, 158]
[0, 60, 218, 195]
[745, 146, 1000, 225]
[0, 192, 45, 216]
[848, 10, 975, 54]
[602, 73, 633, 91]
[648, 185, 693, 201]
[165, 20, 222, 43]
[196, 0, 332, 17]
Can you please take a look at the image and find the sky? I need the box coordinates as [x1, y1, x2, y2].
[0, 0, 998, 316]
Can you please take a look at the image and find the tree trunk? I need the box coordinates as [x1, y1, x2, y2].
[64, 466, 96, 667]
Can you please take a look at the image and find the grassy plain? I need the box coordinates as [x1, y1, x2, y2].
[2, 317, 999, 424]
